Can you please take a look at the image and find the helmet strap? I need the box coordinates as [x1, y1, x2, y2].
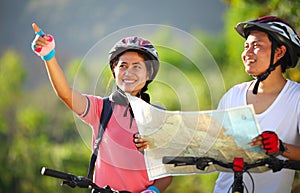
[252, 41, 280, 94]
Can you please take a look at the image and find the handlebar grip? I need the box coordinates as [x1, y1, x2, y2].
[162, 156, 196, 165]
[41, 167, 75, 180]
[284, 160, 300, 170]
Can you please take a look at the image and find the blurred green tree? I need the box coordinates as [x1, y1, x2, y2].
[222, 0, 300, 86]
[0, 50, 90, 193]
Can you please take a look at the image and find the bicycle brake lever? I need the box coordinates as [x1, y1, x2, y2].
[266, 157, 284, 172]
[61, 176, 93, 189]
[62, 180, 76, 188]
[195, 157, 213, 170]
[75, 176, 94, 188]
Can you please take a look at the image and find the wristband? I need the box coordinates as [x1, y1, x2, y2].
[279, 140, 288, 153]
[41, 49, 55, 61]
[147, 185, 160, 193]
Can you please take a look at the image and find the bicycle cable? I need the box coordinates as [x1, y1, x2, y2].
[244, 170, 254, 193]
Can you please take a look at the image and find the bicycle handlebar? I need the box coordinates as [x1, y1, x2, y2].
[41, 167, 77, 181]
[41, 167, 131, 193]
[162, 156, 300, 172]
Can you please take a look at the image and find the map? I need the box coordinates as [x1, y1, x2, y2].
[126, 95, 269, 180]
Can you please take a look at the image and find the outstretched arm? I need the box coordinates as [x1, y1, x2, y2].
[31, 23, 87, 115]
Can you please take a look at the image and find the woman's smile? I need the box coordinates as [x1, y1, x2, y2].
[114, 51, 149, 96]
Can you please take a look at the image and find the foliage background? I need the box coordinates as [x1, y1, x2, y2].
[0, 0, 299, 192]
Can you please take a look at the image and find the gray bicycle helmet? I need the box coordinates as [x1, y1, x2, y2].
[109, 36, 160, 81]
[235, 16, 300, 94]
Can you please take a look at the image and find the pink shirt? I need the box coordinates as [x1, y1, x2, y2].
[80, 95, 153, 193]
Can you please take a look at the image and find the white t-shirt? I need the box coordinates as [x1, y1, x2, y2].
[214, 80, 300, 193]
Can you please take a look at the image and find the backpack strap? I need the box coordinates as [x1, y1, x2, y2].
[87, 97, 114, 179]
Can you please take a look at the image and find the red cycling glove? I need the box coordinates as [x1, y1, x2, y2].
[261, 131, 285, 156]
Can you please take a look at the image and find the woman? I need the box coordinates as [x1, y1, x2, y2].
[31, 23, 172, 193]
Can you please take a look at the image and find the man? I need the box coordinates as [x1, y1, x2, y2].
[214, 16, 300, 193]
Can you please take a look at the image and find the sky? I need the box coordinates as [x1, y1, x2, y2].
[1, 0, 226, 56]
[0, 0, 227, 86]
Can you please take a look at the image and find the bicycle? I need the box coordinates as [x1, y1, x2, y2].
[162, 156, 300, 193]
[41, 167, 131, 193]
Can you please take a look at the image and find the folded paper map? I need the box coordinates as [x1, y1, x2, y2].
[126, 95, 269, 180]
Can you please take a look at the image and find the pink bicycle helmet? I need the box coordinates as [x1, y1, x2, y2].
[109, 36, 159, 80]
